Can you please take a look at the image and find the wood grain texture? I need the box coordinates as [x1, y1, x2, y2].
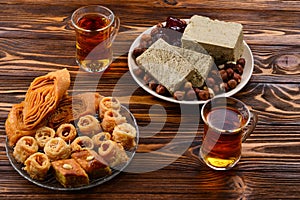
[0, 0, 300, 199]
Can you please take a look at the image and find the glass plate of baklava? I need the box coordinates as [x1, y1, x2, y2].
[5, 69, 139, 190]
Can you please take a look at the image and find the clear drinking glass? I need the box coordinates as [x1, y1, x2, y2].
[200, 97, 258, 170]
[71, 5, 120, 72]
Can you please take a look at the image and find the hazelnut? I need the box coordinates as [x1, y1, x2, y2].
[185, 89, 197, 100]
[213, 85, 220, 94]
[237, 58, 246, 68]
[233, 73, 242, 83]
[134, 68, 144, 77]
[235, 64, 244, 75]
[143, 73, 152, 84]
[141, 34, 152, 43]
[148, 80, 158, 90]
[220, 82, 229, 92]
[198, 90, 210, 100]
[139, 40, 148, 48]
[206, 77, 215, 87]
[183, 82, 193, 91]
[173, 91, 185, 101]
[156, 84, 167, 95]
[219, 70, 228, 81]
[228, 79, 238, 89]
[210, 70, 219, 78]
[226, 68, 234, 79]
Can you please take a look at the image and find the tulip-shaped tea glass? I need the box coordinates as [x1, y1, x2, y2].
[200, 97, 258, 170]
[71, 5, 120, 72]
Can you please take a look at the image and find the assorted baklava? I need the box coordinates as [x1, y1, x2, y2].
[5, 69, 137, 188]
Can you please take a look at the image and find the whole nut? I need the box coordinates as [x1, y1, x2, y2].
[220, 82, 229, 92]
[185, 89, 197, 100]
[226, 68, 234, 79]
[139, 40, 148, 48]
[219, 70, 228, 81]
[206, 77, 215, 87]
[228, 79, 238, 89]
[213, 85, 220, 94]
[148, 80, 158, 90]
[134, 68, 144, 77]
[183, 82, 193, 91]
[173, 91, 185, 101]
[156, 84, 167, 95]
[235, 64, 244, 75]
[143, 73, 152, 84]
[237, 58, 246, 68]
[198, 90, 210, 100]
[141, 34, 152, 43]
[210, 69, 219, 78]
[233, 73, 242, 83]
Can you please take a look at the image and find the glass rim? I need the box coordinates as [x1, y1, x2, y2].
[71, 5, 115, 33]
[201, 96, 251, 133]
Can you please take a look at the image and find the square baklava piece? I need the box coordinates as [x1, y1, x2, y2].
[71, 150, 111, 179]
[51, 158, 89, 187]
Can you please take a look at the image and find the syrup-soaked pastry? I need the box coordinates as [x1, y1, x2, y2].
[72, 92, 103, 120]
[70, 136, 94, 152]
[13, 136, 38, 163]
[5, 102, 38, 147]
[44, 137, 71, 161]
[47, 94, 73, 129]
[56, 123, 77, 143]
[23, 68, 70, 130]
[101, 110, 126, 133]
[24, 152, 51, 181]
[92, 132, 111, 148]
[99, 97, 121, 119]
[47, 93, 103, 129]
[98, 140, 129, 168]
[112, 123, 137, 150]
[52, 158, 89, 188]
[77, 115, 101, 135]
[35, 126, 56, 149]
[71, 150, 112, 179]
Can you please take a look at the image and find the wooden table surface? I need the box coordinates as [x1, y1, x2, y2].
[0, 0, 299, 199]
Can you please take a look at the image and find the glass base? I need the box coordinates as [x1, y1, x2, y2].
[200, 149, 241, 170]
[77, 59, 111, 73]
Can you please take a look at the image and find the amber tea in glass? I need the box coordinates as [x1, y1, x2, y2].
[71, 5, 120, 72]
[200, 97, 258, 170]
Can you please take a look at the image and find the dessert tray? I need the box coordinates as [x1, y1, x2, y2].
[6, 105, 139, 191]
[128, 20, 254, 105]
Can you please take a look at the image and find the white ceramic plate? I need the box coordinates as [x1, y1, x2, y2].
[6, 105, 139, 191]
[128, 21, 254, 105]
